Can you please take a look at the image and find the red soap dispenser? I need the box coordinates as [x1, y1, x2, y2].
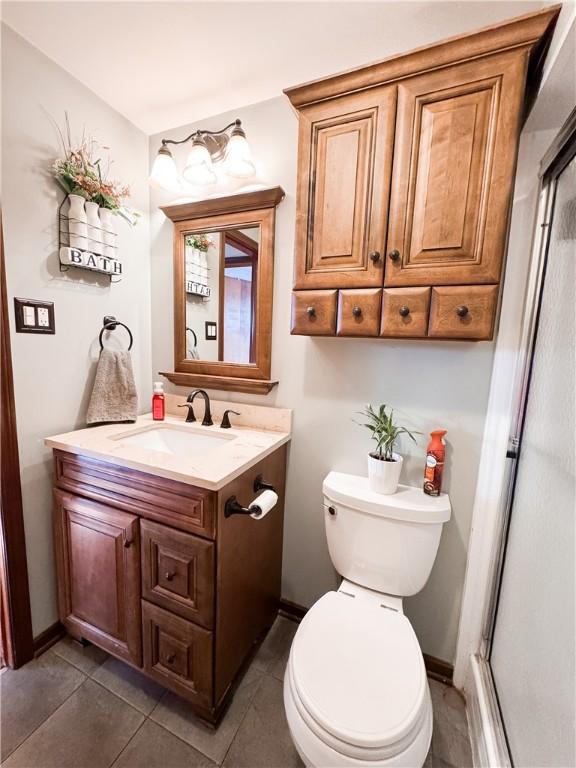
[423, 430, 447, 496]
[152, 381, 165, 421]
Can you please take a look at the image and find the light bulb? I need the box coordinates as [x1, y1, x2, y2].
[224, 132, 256, 179]
[183, 138, 217, 186]
[149, 146, 180, 192]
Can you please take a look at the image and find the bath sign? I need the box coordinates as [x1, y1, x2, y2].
[60, 247, 123, 276]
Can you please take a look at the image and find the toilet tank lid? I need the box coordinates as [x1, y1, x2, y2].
[323, 472, 451, 523]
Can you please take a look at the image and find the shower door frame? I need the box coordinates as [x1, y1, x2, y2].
[454, 108, 576, 766]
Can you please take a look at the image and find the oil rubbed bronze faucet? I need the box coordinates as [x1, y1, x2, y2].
[178, 389, 213, 426]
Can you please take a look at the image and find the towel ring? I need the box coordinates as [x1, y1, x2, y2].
[99, 318, 133, 351]
[186, 327, 198, 346]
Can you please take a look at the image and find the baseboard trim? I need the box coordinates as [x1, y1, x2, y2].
[279, 598, 454, 684]
[33, 621, 65, 657]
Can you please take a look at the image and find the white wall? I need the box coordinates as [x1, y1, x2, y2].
[1, 26, 151, 635]
[149, 97, 495, 663]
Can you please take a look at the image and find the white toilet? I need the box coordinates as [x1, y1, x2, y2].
[284, 471, 451, 768]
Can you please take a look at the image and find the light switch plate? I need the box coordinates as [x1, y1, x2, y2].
[205, 321, 217, 341]
[14, 298, 55, 334]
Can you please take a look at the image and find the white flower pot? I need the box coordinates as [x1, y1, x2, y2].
[84, 201, 102, 255]
[98, 207, 116, 258]
[367, 452, 403, 495]
[67, 194, 87, 250]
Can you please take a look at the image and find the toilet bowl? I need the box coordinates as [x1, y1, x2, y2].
[283, 472, 451, 768]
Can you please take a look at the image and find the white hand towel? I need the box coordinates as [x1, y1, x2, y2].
[86, 349, 138, 425]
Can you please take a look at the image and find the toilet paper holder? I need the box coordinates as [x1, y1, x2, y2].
[224, 475, 277, 518]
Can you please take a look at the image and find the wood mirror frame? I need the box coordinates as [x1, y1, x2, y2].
[160, 187, 285, 395]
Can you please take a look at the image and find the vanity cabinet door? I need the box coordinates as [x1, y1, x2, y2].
[53, 490, 142, 666]
[293, 86, 396, 290]
[385, 50, 527, 287]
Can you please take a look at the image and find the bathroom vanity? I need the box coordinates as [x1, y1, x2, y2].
[46, 397, 291, 724]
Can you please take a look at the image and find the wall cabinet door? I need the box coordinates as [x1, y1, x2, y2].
[294, 86, 396, 289]
[53, 490, 141, 665]
[385, 50, 527, 287]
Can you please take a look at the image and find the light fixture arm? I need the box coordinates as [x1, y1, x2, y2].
[159, 119, 244, 152]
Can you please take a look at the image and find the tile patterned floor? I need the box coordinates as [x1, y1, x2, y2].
[0, 617, 472, 768]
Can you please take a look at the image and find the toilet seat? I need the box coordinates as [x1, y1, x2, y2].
[287, 591, 429, 762]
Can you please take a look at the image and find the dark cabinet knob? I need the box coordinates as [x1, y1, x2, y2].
[398, 306, 410, 317]
[166, 653, 176, 664]
[165, 571, 175, 582]
[388, 249, 400, 262]
[123, 539, 132, 548]
[352, 306, 362, 318]
[328, 506, 336, 516]
[456, 305, 469, 318]
[369, 250, 381, 263]
[306, 306, 316, 318]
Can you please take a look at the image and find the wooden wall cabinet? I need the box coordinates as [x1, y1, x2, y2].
[52, 446, 287, 724]
[286, 7, 560, 341]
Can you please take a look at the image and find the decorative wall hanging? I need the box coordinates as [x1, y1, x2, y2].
[184, 234, 212, 298]
[52, 114, 139, 282]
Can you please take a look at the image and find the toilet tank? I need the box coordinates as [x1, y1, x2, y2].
[323, 472, 451, 597]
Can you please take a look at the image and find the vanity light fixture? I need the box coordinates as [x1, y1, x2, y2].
[149, 119, 256, 192]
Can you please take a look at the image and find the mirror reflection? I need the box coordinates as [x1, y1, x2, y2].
[184, 226, 259, 364]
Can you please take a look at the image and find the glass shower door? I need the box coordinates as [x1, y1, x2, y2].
[489, 152, 576, 767]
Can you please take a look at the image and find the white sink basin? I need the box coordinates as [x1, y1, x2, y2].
[115, 426, 233, 458]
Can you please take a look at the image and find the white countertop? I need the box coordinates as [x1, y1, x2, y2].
[45, 398, 292, 491]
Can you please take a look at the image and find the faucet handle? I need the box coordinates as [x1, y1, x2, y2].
[178, 403, 196, 423]
[220, 409, 241, 429]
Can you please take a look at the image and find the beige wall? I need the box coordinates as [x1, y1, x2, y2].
[2, 26, 151, 635]
[149, 97, 495, 664]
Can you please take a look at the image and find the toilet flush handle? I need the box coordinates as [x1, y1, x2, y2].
[328, 506, 336, 517]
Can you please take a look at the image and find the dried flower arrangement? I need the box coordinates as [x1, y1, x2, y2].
[52, 113, 139, 225]
[185, 234, 213, 252]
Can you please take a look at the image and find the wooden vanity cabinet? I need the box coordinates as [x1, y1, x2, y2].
[286, 7, 559, 341]
[52, 445, 287, 724]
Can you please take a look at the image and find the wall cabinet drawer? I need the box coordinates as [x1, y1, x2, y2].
[142, 601, 213, 710]
[381, 288, 430, 337]
[428, 285, 498, 340]
[336, 289, 382, 336]
[291, 290, 337, 335]
[141, 520, 214, 627]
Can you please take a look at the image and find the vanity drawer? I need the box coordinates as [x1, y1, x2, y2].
[381, 287, 430, 337]
[428, 285, 498, 340]
[291, 290, 337, 335]
[141, 520, 214, 627]
[54, 451, 215, 539]
[337, 289, 382, 336]
[142, 601, 213, 710]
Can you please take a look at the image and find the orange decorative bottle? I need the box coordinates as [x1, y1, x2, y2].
[423, 430, 447, 496]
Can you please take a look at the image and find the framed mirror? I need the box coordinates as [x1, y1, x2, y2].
[161, 187, 284, 394]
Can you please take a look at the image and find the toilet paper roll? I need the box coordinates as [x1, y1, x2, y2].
[249, 490, 278, 519]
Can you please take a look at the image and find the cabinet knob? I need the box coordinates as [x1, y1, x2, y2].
[306, 306, 316, 318]
[388, 249, 401, 262]
[352, 306, 362, 318]
[369, 250, 381, 263]
[123, 539, 132, 548]
[398, 306, 410, 317]
[165, 571, 175, 582]
[456, 305, 469, 318]
[166, 653, 176, 664]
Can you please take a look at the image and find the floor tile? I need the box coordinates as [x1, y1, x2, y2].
[112, 720, 216, 768]
[430, 680, 473, 768]
[223, 675, 303, 768]
[3, 678, 144, 768]
[51, 635, 109, 675]
[0, 650, 85, 761]
[92, 656, 165, 715]
[251, 616, 297, 678]
[151, 665, 263, 764]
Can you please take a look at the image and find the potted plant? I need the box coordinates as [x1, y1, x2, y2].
[359, 404, 420, 494]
